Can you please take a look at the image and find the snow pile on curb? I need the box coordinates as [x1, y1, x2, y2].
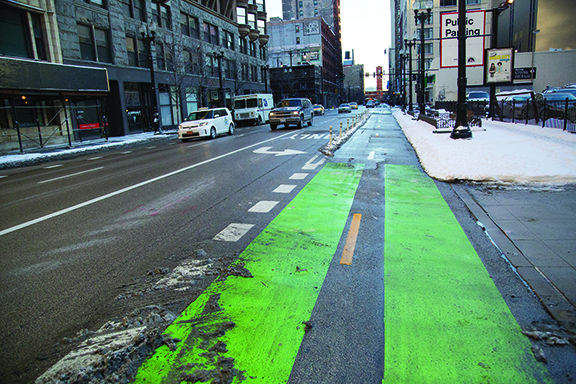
[393, 110, 576, 184]
[320, 111, 371, 156]
[0, 132, 174, 169]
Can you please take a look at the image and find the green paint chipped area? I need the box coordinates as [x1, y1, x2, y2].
[383, 165, 551, 383]
[134, 162, 363, 383]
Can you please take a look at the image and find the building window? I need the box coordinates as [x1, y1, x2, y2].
[424, 27, 432, 39]
[156, 42, 165, 70]
[440, 0, 456, 5]
[256, 0, 264, 12]
[299, 1, 303, 7]
[314, 9, 318, 16]
[257, 19, 266, 34]
[0, 6, 49, 60]
[249, 41, 256, 56]
[94, 27, 111, 63]
[425, 58, 433, 70]
[126, 36, 138, 66]
[424, 42, 433, 55]
[137, 37, 148, 68]
[153, 3, 171, 28]
[205, 55, 214, 76]
[251, 65, 258, 82]
[467, 0, 480, 4]
[295, 25, 300, 33]
[223, 30, 235, 50]
[120, 0, 145, 20]
[203, 22, 219, 45]
[259, 46, 266, 60]
[239, 37, 248, 54]
[247, 12, 256, 29]
[78, 24, 95, 61]
[296, 37, 300, 44]
[237, 7, 247, 24]
[241, 63, 249, 80]
[299, 10, 303, 17]
[85, 0, 105, 8]
[181, 13, 199, 39]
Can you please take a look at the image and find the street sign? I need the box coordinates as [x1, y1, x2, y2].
[440, 10, 486, 68]
[514, 67, 536, 81]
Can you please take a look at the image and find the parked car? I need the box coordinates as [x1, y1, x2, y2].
[313, 104, 325, 115]
[269, 98, 314, 130]
[501, 94, 534, 119]
[178, 108, 235, 141]
[466, 91, 490, 101]
[541, 93, 576, 117]
[543, 88, 576, 98]
[349, 102, 358, 110]
[338, 103, 352, 113]
[366, 100, 376, 108]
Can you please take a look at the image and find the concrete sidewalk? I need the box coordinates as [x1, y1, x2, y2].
[454, 183, 576, 333]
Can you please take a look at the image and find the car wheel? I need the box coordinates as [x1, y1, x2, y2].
[308, 115, 313, 126]
[228, 124, 235, 135]
[270, 124, 277, 130]
[298, 115, 304, 129]
[210, 127, 217, 139]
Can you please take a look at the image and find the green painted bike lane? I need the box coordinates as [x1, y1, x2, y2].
[383, 164, 551, 383]
[134, 162, 364, 383]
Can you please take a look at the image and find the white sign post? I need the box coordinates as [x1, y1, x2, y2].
[440, 10, 486, 68]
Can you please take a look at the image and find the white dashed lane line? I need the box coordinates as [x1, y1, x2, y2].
[289, 173, 309, 180]
[88, 156, 103, 160]
[38, 167, 104, 184]
[121, 151, 133, 154]
[248, 201, 279, 213]
[44, 164, 63, 169]
[368, 151, 375, 160]
[213, 223, 255, 242]
[273, 184, 297, 194]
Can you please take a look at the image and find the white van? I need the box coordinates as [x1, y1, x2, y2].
[233, 94, 274, 126]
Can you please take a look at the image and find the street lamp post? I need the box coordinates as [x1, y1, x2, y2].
[139, 23, 162, 134]
[211, 51, 225, 108]
[451, 0, 473, 139]
[405, 39, 415, 114]
[489, 0, 514, 118]
[414, 0, 432, 117]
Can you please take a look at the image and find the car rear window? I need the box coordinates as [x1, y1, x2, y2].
[277, 99, 302, 107]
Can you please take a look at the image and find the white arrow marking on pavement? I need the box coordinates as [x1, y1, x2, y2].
[302, 154, 326, 170]
[253, 147, 306, 156]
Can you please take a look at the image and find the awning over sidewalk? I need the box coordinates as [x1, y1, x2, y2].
[0, 57, 109, 95]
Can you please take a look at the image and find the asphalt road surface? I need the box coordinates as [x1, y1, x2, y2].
[1, 107, 575, 383]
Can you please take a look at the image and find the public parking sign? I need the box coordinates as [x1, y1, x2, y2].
[440, 10, 486, 68]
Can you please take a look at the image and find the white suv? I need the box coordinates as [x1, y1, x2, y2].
[178, 108, 235, 141]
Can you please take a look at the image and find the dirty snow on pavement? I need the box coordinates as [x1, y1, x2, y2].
[393, 110, 576, 184]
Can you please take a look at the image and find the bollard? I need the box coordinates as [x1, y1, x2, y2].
[347, 119, 349, 132]
[339, 124, 342, 139]
[342, 121, 345, 134]
[329, 126, 332, 149]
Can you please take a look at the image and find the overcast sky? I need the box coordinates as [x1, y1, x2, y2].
[266, 0, 392, 91]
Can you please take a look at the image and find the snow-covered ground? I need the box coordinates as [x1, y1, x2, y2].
[393, 110, 576, 184]
[0, 132, 174, 169]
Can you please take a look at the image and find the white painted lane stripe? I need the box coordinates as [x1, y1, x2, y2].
[273, 184, 297, 194]
[38, 167, 104, 184]
[248, 201, 279, 213]
[146, 146, 156, 149]
[289, 173, 309, 180]
[0, 132, 293, 236]
[368, 151, 375, 160]
[44, 164, 63, 169]
[302, 154, 325, 170]
[88, 156, 103, 160]
[214, 223, 254, 242]
[121, 151, 133, 154]
[0, 175, 6, 179]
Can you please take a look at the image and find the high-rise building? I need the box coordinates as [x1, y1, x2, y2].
[281, 0, 341, 40]
[0, 0, 269, 153]
[389, 0, 576, 107]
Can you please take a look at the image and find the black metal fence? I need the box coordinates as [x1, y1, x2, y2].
[0, 102, 109, 154]
[434, 99, 576, 132]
